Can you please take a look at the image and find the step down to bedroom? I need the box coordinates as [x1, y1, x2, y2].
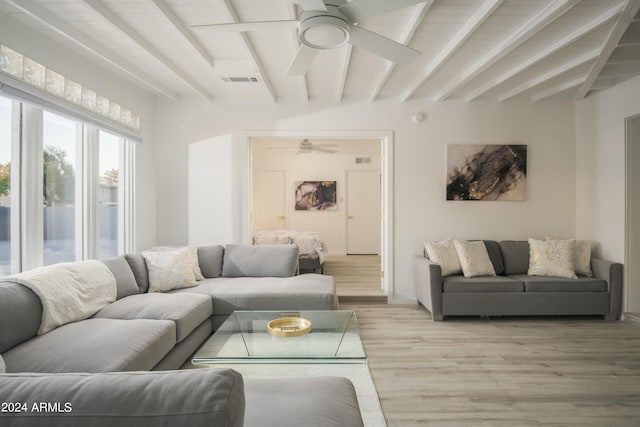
[338, 294, 387, 304]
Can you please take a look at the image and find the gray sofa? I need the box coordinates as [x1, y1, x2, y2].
[414, 240, 623, 321]
[0, 244, 362, 427]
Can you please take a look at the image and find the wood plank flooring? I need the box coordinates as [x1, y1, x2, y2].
[323, 255, 385, 301]
[342, 303, 640, 426]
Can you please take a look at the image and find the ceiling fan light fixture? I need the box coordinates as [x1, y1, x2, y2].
[300, 16, 350, 49]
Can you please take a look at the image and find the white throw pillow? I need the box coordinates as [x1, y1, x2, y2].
[142, 247, 198, 292]
[454, 240, 496, 278]
[0, 354, 5, 373]
[545, 237, 593, 277]
[423, 238, 462, 276]
[151, 246, 204, 281]
[528, 238, 577, 279]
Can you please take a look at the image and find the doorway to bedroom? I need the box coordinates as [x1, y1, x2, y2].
[249, 136, 386, 301]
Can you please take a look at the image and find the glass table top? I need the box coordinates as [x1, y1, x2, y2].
[192, 310, 367, 364]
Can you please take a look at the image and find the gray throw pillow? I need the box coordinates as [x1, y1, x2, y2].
[222, 244, 299, 277]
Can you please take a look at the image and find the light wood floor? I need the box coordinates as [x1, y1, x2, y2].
[323, 254, 385, 301]
[342, 303, 640, 427]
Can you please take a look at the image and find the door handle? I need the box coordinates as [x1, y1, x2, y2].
[277, 216, 285, 219]
[347, 216, 354, 219]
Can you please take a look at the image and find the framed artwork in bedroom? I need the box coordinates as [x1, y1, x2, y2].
[294, 181, 337, 210]
[446, 144, 527, 201]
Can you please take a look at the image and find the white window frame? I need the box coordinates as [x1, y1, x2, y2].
[1, 97, 135, 275]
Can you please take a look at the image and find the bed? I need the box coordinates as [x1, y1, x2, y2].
[252, 230, 328, 274]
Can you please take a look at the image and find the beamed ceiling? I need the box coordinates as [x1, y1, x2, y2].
[1, 0, 639, 103]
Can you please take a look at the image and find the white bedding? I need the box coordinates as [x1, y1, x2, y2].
[252, 230, 328, 264]
[3, 260, 116, 335]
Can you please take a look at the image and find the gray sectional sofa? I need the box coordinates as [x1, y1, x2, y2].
[414, 240, 623, 321]
[0, 244, 363, 427]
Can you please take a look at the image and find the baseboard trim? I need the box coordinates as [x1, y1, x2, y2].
[623, 312, 640, 327]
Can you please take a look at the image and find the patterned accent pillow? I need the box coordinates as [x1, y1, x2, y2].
[454, 240, 496, 278]
[151, 246, 204, 281]
[545, 237, 593, 277]
[142, 247, 198, 292]
[528, 238, 577, 279]
[423, 238, 462, 276]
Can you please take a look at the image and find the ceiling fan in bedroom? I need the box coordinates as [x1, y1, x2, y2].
[269, 139, 338, 154]
[192, 0, 426, 76]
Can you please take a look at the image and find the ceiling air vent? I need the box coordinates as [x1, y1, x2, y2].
[220, 76, 260, 83]
[355, 157, 372, 164]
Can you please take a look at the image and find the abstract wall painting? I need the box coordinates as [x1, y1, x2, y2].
[446, 144, 527, 201]
[294, 181, 337, 210]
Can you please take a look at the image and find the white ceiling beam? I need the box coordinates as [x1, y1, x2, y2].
[368, 1, 433, 102]
[575, 0, 640, 100]
[219, 0, 278, 103]
[401, 0, 503, 102]
[498, 48, 600, 101]
[82, 0, 213, 100]
[151, 0, 215, 70]
[287, 0, 308, 102]
[435, 0, 580, 101]
[5, 0, 179, 100]
[466, 2, 624, 101]
[532, 75, 586, 101]
[337, 44, 353, 101]
[598, 60, 640, 77]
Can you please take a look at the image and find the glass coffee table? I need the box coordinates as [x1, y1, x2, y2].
[192, 310, 367, 365]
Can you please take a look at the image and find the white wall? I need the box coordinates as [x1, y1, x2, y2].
[0, 13, 157, 252]
[155, 95, 576, 301]
[575, 75, 640, 313]
[188, 134, 235, 245]
[575, 76, 640, 261]
[251, 140, 381, 254]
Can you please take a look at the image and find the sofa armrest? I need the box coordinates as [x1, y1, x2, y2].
[0, 369, 245, 427]
[413, 255, 444, 321]
[591, 258, 623, 320]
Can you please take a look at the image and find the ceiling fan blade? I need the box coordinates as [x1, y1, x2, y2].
[286, 44, 319, 76]
[294, 0, 328, 12]
[192, 20, 298, 32]
[312, 147, 337, 153]
[340, 0, 427, 22]
[349, 26, 420, 64]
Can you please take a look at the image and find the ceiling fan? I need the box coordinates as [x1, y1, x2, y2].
[193, 0, 426, 76]
[269, 139, 338, 154]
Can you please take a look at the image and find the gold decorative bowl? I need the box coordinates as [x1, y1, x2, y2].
[267, 317, 312, 337]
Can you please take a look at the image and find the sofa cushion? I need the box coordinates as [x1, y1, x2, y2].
[510, 275, 608, 292]
[454, 240, 496, 278]
[0, 354, 5, 373]
[0, 282, 42, 354]
[222, 244, 299, 278]
[528, 238, 577, 279]
[244, 376, 363, 427]
[3, 318, 175, 373]
[443, 275, 524, 293]
[142, 248, 198, 292]
[171, 275, 338, 316]
[198, 245, 225, 278]
[93, 293, 212, 342]
[0, 369, 245, 427]
[499, 240, 530, 275]
[124, 253, 150, 293]
[423, 238, 462, 276]
[482, 240, 505, 275]
[101, 256, 140, 300]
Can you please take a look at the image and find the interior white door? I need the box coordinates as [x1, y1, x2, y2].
[627, 115, 640, 314]
[256, 170, 286, 230]
[346, 170, 380, 254]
